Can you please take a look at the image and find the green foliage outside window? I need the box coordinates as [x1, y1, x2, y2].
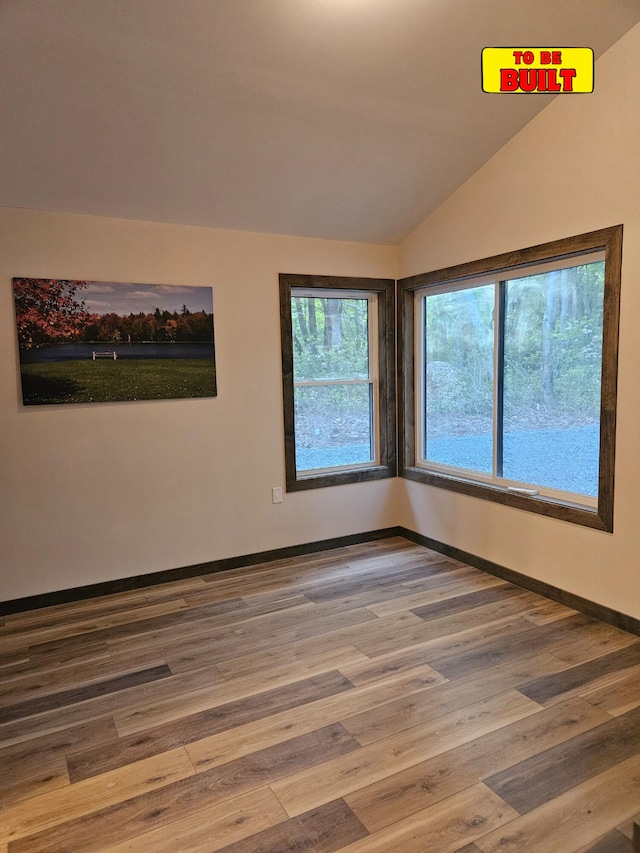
[423, 261, 604, 433]
[291, 296, 370, 382]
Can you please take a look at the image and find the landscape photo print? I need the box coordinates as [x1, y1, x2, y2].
[13, 278, 217, 406]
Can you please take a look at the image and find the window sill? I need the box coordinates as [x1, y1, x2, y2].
[286, 464, 394, 492]
[400, 464, 612, 532]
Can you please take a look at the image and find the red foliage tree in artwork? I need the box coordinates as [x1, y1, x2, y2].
[13, 278, 91, 348]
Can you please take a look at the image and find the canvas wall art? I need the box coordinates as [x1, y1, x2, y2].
[13, 278, 217, 405]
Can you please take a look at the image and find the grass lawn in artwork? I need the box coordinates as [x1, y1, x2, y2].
[13, 278, 217, 405]
[20, 359, 216, 405]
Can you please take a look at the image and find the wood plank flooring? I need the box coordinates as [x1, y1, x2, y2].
[1, 536, 640, 852]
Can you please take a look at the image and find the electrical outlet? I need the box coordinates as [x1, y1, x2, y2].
[272, 486, 283, 504]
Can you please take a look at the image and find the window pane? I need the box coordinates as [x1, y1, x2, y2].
[423, 286, 494, 474]
[291, 296, 370, 381]
[294, 383, 373, 472]
[503, 261, 604, 496]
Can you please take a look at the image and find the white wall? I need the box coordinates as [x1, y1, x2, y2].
[0, 208, 399, 601]
[398, 24, 640, 619]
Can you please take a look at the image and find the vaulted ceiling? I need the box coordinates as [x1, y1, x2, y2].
[1, 0, 639, 244]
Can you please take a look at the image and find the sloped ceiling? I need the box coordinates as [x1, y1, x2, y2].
[1, 0, 639, 244]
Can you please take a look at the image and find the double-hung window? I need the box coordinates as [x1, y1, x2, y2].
[280, 274, 396, 491]
[398, 226, 622, 531]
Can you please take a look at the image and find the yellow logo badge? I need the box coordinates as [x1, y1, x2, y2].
[482, 48, 594, 93]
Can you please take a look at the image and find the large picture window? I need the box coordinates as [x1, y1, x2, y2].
[280, 274, 395, 491]
[398, 226, 622, 531]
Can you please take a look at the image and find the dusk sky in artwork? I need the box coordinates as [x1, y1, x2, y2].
[82, 282, 213, 315]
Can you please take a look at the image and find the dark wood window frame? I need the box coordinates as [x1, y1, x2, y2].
[398, 225, 623, 532]
[280, 273, 396, 492]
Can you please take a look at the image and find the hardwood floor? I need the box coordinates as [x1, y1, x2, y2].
[1, 536, 640, 852]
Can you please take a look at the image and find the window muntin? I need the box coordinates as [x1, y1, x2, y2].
[280, 274, 395, 491]
[399, 226, 622, 531]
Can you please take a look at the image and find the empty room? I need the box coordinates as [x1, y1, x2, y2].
[2, 1, 640, 851]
